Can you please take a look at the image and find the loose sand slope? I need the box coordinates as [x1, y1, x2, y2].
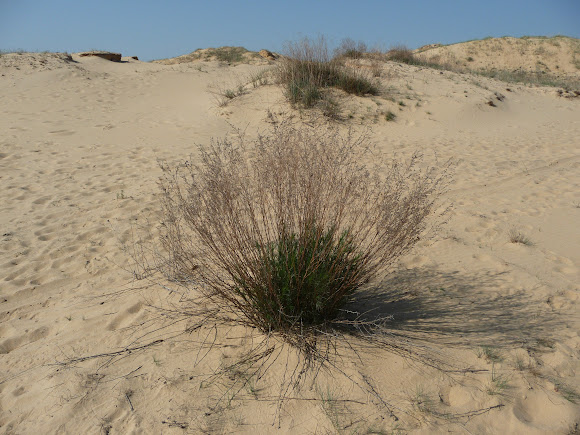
[0, 50, 579, 433]
[415, 36, 580, 83]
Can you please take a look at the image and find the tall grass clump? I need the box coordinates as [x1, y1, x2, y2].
[277, 37, 379, 107]
[156, 122, 447, 347]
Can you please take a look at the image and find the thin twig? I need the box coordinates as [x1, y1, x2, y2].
[52, 340, 165, 365]
[126, 392, 134, 411]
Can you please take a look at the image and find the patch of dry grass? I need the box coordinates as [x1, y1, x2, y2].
[508, 228, 533, 246]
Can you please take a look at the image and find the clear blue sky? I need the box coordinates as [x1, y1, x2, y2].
[1, 0, 579, 61]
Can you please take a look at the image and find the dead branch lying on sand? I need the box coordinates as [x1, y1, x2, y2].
[52, 339, 165, 365]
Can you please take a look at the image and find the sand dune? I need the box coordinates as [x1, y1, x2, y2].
[415, 36, 580, 87]
[0, 46, 579, 433]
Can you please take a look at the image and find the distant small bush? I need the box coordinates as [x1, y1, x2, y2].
[207, 46, 249, 63]
[334, 38, 368, 59]
[386, 45, 416, 64]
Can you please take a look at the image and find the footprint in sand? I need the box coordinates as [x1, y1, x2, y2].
[32, 196, 53, 205]
[34, 230, 56, 242]
[106, 302, 144, 331]
[12, 386, 26, 397]
[553, 264, 578, 275]
[0, 326, 50, 354]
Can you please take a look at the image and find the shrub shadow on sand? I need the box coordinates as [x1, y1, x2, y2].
[347, 268, 562, 349]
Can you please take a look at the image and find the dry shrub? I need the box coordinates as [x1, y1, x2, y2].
[387, 45, 416, 64]
[334, 38, 368, 59]
[156, 121, 448, 352]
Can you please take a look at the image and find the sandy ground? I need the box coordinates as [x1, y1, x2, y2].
[1, 50, 579, 434]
